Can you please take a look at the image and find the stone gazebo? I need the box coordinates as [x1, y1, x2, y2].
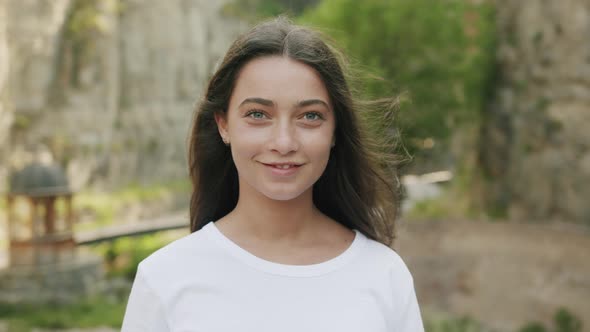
[0, 161, 104, 304]
[6, 162, 74, 265]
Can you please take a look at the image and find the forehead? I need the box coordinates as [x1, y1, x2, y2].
[229, 56, 331, 108]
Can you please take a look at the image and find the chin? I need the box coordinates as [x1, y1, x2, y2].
[261, 189, 307, 202]
[258, 184, 312, 202]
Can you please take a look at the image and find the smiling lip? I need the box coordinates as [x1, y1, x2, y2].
[261, 162, 303, 176]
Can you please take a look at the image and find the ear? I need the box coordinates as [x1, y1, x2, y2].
[214, 111, 229, 143]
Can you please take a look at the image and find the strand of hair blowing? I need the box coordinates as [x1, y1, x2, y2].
[188, 17, 401, 246]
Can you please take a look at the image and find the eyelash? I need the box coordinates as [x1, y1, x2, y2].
[302, 111, 324, 121]
[244, 110, 325, 121]
[244, 109, 267, 119]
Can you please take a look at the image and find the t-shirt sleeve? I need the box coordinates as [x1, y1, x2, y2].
[395, 279, 425, 332]
[121, 266, 171, 332]
[390, 256, 425, 332]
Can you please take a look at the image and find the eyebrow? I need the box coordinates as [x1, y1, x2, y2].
[239, 97, 275, 107]
[239, 97, 330, 110]
[296, 99, 330, 110]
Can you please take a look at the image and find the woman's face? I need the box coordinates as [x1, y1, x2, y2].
[216, 56, 335, 201]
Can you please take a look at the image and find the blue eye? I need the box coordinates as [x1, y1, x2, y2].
[303, 112, 323, 121]
[246, 110, 266, 119]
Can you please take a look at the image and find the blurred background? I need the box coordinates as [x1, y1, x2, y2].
[0, 0, 588, 331]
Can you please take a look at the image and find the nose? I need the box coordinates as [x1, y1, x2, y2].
[268, 121, 299, 155]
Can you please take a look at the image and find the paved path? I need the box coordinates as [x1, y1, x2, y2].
[396, 219, 590, 331]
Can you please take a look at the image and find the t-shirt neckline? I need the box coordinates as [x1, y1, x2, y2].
[204, 221, 367, 277]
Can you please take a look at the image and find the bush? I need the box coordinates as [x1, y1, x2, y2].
[518, 308, 583, 332]
[425, 315, 486, 332]
[92, 232, 172, 280]
[301, 0, 496, 156]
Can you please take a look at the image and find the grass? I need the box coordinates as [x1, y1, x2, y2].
[405, 191, 477, 221]
[0, 297, 126, 331]
[74, 179, 190, 231]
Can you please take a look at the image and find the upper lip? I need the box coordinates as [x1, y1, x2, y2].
[261, 162, 303, 166]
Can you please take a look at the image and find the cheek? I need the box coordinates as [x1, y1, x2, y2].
[228, 127, 263, 163]
[230, 139, 256, 161]
[302, 131, 334, 160]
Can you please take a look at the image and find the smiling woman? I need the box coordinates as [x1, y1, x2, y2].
[215, 56, 335, 202]
[121, 17, 424, 332]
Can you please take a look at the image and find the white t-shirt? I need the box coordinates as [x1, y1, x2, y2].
[121, 222, 424, 332]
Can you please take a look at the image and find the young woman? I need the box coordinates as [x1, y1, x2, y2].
[122, 17, 424, 332]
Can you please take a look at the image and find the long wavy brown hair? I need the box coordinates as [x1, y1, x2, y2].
[188, 17, 401, 246]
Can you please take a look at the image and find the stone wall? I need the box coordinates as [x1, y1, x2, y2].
[1, 0, 245, 190]
[481, 0, 590, 222]
[0, 0, 10, 190]
[0, 249, 104, 305]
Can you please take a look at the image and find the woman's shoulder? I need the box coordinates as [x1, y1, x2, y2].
[359, 234, 415, 282]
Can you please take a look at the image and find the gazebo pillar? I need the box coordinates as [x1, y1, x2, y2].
[5, 161, 76, 267]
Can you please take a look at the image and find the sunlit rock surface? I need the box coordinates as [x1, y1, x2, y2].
[482, 0, 590, 222]
[1, 0, 245, 189]
[0, 0, 11, 190]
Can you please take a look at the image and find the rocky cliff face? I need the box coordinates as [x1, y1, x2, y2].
[0, 0, 245, 190]
[0, 0, 10, 188]
[481, 0, 590, 222]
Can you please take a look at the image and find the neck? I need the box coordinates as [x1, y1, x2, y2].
[229, 184, 320, 242]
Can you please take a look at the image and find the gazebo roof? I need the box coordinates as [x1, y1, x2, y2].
[9, 162, 71, 197]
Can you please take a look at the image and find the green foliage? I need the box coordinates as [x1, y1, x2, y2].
[519, 323, 547, 332]
[301, 0, 496, 154]
[224, 0, 319, 21]
[0, 199, 6, 248]
[407, 197, 451, 220]
[64, 0, 120, 53]
[554, 308, 583, 332]
[91, 232, 174, 280]
[75, 180, 189, 230]
[49, 0, 121, 102]
[0, 297, 125, 331]
[12, 114, 33, 131]
[405, 185, 481, 221]
[62, 0, 104, 88]
[425, 315, 485, 332]
[518, 308, 583, 332]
